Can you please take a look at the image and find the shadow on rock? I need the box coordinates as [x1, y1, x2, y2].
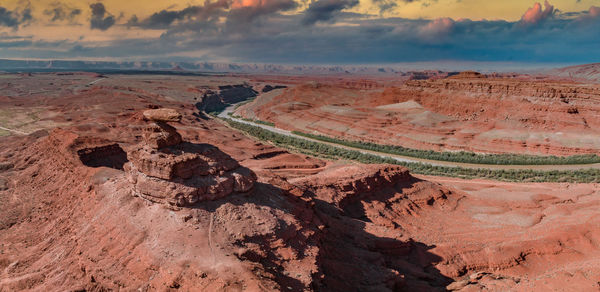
[189, 173, 453, 291]
[309, 185, 453, 292]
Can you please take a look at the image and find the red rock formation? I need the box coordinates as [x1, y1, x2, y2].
[1, 73, 600, 291]
[0, 122, 456, 291]
[125, 109, 257, 208]
[195, 84, 258, 112]
[291, 164, 411, 204]
[244, 77, 600, 155]
[143, 108, 183, 122]
[141, 122, 183, 149]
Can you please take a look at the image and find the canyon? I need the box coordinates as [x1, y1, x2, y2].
[238, 72, 600, 156]
[0, 71, 599, 291]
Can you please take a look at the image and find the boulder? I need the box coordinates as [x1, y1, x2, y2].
[231, 168, 258, 192]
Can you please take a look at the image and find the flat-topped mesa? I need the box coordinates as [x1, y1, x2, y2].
[447, 71, 484, 79]
[125, 109, 257, 209]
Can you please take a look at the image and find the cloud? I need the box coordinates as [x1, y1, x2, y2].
[21, 8, 32, 24]
[130, 0, 296, 31]
[2, 0, 600, 65]
[577, 5, 600, 20]
[44, 3, 82, 22]
[227, 0, 297, 26]
[520, 1, 554, 25]
[0, 6, 25, 28]
[90, 3, 115, 30]
[301, 0, 360, 25]
[129, 1, 229, 29]
[371, 0, 397, 13]
[140, 9, 191, 28]
[590, 6, 600, 18]
[139, 7, 197, 28]
[2, 13, 599, 65]
[420, 17, 454, 37]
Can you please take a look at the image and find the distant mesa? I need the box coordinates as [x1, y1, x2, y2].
[447, 71, 485, 79]
[406, 70, 450, 80]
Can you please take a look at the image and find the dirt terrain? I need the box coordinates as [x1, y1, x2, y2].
[1, 73, 600, 291]
[238, 72, 600, 156]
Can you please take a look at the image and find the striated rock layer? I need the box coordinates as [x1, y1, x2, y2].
[240, 76, 600, 155]
[125, 109, 257, 208]
[1, 74, 600, 291]
[125, 142, 256, 207]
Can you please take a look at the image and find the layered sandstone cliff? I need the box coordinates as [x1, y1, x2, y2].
[125, 108, 256, 208]
[242, 75, 600, 155]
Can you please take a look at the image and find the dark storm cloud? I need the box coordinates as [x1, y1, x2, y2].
[90, 3, 115, 30]
[301, 0, 360, 25]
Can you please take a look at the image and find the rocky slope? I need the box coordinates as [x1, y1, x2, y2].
[241, 74, 600, 155]
[1, 74, 600, 291]
[550, 63, 600, 83]
[0, 124, 454, 291]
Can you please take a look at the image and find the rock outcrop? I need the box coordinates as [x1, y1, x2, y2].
[195, 84, 258, 112]
[404, 78, 600, 99]
[142, 109, 183, 149]
[291, 164, 411, 202]
[4, 73, 600, 292]
[125, 109, 256, 208]
[290, 164, 451, 217]
[143, 108, 182, 122]
[261, 84, 287, 93]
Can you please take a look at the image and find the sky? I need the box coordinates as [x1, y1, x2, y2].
[0, 0, 599, 65]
